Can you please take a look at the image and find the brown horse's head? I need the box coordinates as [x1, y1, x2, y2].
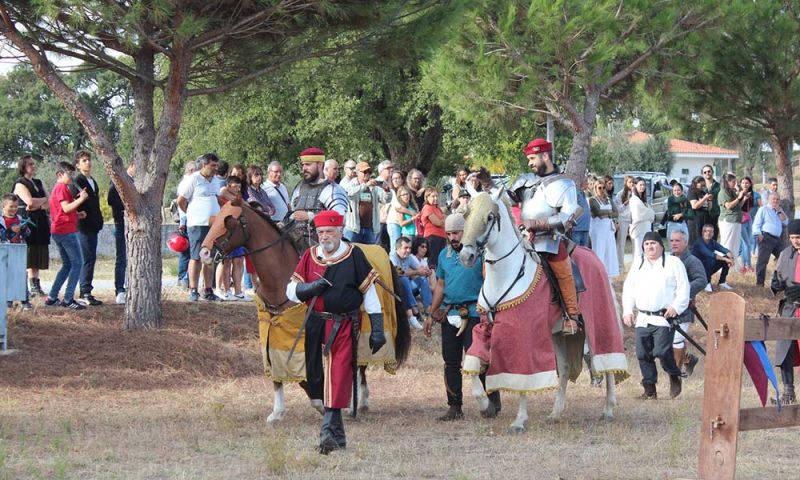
[199, 199, 249, 265]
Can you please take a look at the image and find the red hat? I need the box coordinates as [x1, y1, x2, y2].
[314, 210, 344, 228]
[524, 138, 552, 155]
[299, 147, 325, 163]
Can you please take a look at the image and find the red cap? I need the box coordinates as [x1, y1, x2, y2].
[299, 147, 325, 163]
[314, 210, 344, 228]
[524, 138, 552, 155]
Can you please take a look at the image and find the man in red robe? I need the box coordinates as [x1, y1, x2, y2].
[286, 210, 385, 454]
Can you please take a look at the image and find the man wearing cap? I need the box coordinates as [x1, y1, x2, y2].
[622, 231, 690, 399]
[511, 138, 584, 334]
[342, 161, 390, 244]
[285, 210, 386, 454]
[768, 219, 800, 403]
[289, 147, 348, 251]
[423, 213, 500, 421]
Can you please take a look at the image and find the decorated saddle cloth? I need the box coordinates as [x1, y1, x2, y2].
[463, 246, 628, 393]
[253, 242, 401, 382]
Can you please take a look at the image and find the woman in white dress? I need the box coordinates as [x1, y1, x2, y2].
[628, 177, 655, 261]
[589, 181, 620, 278]
[614, 175, 634, 272]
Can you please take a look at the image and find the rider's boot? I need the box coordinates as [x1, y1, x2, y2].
[549, 256, 581, 335]
[673, 347, 685, 373]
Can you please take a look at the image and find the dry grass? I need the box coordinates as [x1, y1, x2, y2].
[0, 268, 798, 479]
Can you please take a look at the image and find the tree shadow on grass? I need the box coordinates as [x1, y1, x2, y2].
[0, 300, 263, 390]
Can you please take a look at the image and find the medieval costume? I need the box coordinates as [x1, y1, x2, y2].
[769, 219, 800, 403]
[286, 210, 385, 454]
[513, 138, 583, 334]
[289, 147, 348, 251]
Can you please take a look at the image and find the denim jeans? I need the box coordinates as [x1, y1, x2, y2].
[398, 275, 433, 311]
[50, 232, 84, 303]
[571, 230, 589, 247]
[78, 230, 99, 296]
[243, 271, 253, 289]
[178, 249, 190, 282]
[344, 227, 375, 244]
[387, 223, 403, 250]
[739, 220, 753, 268]
[114, 223, 126, 293]
[635, 324, 681, 385]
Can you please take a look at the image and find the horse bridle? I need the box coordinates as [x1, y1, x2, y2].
[212, 212, 293, 314]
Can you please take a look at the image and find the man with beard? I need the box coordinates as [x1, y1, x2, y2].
[289, 147, 348, 251]
[769, 219, 800, 404]
[511, 138, 583, 334]
[407, 169, 426, 210]
[423, 213, 500, 421]
[285, 210, 386, 453]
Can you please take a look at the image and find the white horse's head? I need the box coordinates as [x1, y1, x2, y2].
[459, 188, 516, 267]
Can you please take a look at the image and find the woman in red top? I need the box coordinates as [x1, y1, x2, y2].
[420, 187, 447, 269]
[46, 162, 89, 310]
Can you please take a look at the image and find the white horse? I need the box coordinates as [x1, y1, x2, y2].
[459, 190, 628, 433]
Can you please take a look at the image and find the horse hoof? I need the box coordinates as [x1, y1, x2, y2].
[545, 414, 561, 424]
[508, 425, 526, 435]
[480, 402, 497, 419]
[600, 412, 614, 422]
[266, 410, 285, 424]
[358, 405, 370, 414]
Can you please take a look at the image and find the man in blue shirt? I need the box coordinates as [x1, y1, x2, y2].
[424, 213, 500, 421]
[691, 223, 734, 292]
[571, 176, 591, 247]
[752, 192, 789, 287]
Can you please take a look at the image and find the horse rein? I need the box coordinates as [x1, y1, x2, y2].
[212, 211, 293, 313]
[474, 208, 527, 319]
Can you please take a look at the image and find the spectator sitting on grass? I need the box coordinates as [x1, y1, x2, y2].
[45, 162, 89, 310]
[0, 193, 33, 310]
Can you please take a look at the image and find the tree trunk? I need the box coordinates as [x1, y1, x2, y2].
[771, 134, 795, 220]
[564, 92, 599, 181]
[123, 207, 163, 329]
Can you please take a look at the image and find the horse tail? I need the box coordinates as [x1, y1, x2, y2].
[390, 268, 412, 366]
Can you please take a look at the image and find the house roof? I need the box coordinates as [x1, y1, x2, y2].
[625, 131, 738, 157]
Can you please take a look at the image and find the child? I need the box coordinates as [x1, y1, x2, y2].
[0, 194, 33, 310]
[45, 162, 89, 310]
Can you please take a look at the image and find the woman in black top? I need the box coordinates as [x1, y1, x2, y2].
[12, 155, 50, 296]
[687, 175, 713, 245]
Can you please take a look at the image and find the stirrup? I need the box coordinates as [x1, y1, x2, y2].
[560, 315, 582, 335]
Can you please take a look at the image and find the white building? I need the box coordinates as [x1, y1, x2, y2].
[627, 131, 739, 183]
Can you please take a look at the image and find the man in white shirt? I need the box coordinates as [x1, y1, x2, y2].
[263, 160, 290, 222]
[623, 231, 690, 399]
[177, 153, 222, 302]
[339, 160, 357, 190]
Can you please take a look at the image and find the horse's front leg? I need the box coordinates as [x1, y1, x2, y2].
[547, 374, 569, 422]
[266, 381, 286, 424]
[601, 373, 617, 421]
[471, 375, 492, 414]
[509, 394, 528, 434]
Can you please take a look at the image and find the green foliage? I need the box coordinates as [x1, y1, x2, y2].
[591, 122, 673, 175]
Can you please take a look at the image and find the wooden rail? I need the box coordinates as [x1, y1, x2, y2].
[698, 292, 800, 479]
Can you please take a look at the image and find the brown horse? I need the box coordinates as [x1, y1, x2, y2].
[199, 199, 410, 422]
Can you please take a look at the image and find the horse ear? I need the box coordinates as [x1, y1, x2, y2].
[491, 186, 505, 202]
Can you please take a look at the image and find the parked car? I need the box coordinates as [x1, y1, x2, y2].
[612, 171, 674, 232]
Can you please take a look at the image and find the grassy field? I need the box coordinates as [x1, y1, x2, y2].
[0, 266, 798, 479]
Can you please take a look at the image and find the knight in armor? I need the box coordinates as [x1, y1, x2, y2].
[286, 210, 386, 454]
[770, 219, 800, 404]
[511, 138, 584, 334]
[289, 147, 348, 252]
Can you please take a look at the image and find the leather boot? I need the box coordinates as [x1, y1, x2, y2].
[782, 384, 796, 404]
[673, 347, 685, 371]
[684, 353, 699, 377]
[30, 278, 45, 297]
[436, 405, 464, 421]
[549, 257, 581, 335]
[669, 374, 682, 399]
[639, 382, 657, 400]
[318, 408, 341, 455]
[329, 409, 346, 449]
[781, 366, 796, 404]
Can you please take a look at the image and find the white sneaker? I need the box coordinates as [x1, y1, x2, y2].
[233, 292, 252, 302]
[719, 282, 733, 290]
[215, 289, 228, 301]
[115, 292, 126, 304]
[224, 291, 236, 301]
[704, 283, 713, 292]
[409, 315, 423, 330]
